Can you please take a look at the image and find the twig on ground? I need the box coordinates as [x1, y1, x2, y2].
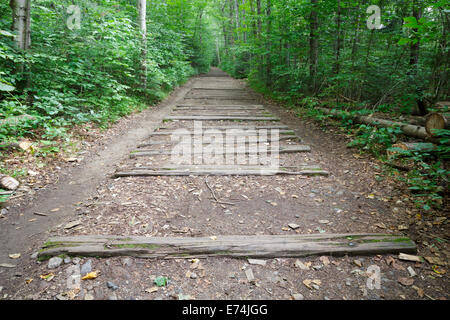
[204, 176, 235, 206]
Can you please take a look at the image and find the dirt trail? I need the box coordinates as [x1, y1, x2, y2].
[1, 69, 448, 300]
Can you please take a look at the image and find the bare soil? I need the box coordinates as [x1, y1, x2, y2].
[0, 69, 448, 301]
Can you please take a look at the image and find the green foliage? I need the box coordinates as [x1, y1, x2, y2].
[348, 125, 402, 156]
[0, 0, 215, 143]
[215, 0, 448, 109]
[154, 276, 169, 287]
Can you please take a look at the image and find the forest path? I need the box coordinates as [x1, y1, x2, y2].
[1, 69, 444, 300]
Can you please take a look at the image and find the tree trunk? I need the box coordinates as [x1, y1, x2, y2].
[234, 0, 240, 41]
[351, 1, 361, 68]
[309, 0, 319, 91]
[334, 0, 342, 75]
[410, 1, 427, 116]
[388, 142, 436, 158]
[10, 0, 31, 51]
[138, 0, 147, 89]
[265, 0, 272, 87]
[318, 107, 429, 140]
[426, 113, 449, 136]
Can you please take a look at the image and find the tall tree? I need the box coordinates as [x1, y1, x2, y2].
[309, 0, 319, 91]
[9, 0, 31, 50]
[409, 0, 427, 115]
[137, 0, 147, 89]
[334, 0, 342, 75]
[265, 0, 272, 87]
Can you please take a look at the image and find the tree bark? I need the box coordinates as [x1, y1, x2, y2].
[309, 0, 319, 91]
[334, 0, 342, 75]
[265, 0, 272, 87]
[38, 234, 416, 260]
[137, 0, 147, 89]
[409, 1, 427, 115]
[318, 107, 429, 140]
[10, 0, 31, 51]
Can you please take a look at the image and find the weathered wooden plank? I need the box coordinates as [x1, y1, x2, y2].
[155, 125, 291, 131]
[190, 88, 248, 91]
[176, 107, 266, 112]
[131, 164, 311, 171]
[173, 112, 272, 117]
[147, 130, 295, 137]
[113, 169, 329, 177]
[137, 136, 300, 148]
[184, 97, 257, 101]
[177, 104, 264, 109]
[38, 234, 416, 260]
[130, 145, 311, 158]
[165, 116, 280, 121]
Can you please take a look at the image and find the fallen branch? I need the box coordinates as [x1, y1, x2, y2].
[205, 177, 236, 206]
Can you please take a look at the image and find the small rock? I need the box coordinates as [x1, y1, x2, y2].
[80, 260, 92, 276]
[145, 287, 159, 293]
[27, 170, 39, 177]
[288, 223, 300, 230]
[0, 176, 19, 191]
[295, 260, 310, 270]
[353, 260, 363, 267]
[248, 259, 266, 266]
[190, 272, 198, 279]
[0, 209, 7, 216]
[122, 258, 133, 267]
[312, 265, 323, 271]
[84, 293, 94, 300]
[292, 293, 304, 300]
[295, 214, 300, 218]
[407, 266, 417, 277]
[345, 278, 352, 286]
[107, 281, 119, 291]
[9, 253, 21, 259]
[64, 257, 71, 264]
[72, 257, 81, 265]
[318, 220, 330, 224]
[398, 277, 414, 286]
[319, 256, 330, 266]
[245, 268, 255, 283]
[30, 252, 39, 259]
[108, 294, 118, 300]
[64, 220, 82, 230]
[48, 257, 63, 269]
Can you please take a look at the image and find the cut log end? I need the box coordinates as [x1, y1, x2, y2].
[426, 113, 449, 136]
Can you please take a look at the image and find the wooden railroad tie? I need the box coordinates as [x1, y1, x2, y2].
[38, 234, 416, 260]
